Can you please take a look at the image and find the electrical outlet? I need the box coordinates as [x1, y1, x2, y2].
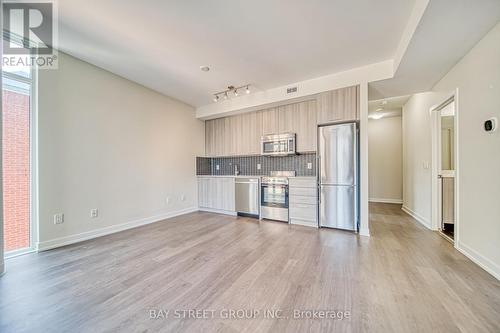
[216, 164, 220, 170]
[166, 196, 170, 205]
[53, 213, 64, 224]
[180, 194, 186, 201]
[307, 162, 313, 170]
[90, 208, 98, 218]
[257, 163, 261, 170]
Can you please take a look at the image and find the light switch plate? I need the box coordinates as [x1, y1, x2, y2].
[90, 208, 98, 218]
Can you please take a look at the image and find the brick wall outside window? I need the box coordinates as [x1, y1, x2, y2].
[2, 89, 30, 252]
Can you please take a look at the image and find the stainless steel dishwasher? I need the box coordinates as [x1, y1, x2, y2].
[235, 177, 259, 218]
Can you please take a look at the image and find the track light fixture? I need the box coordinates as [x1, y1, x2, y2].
[213, 84, 251, 102]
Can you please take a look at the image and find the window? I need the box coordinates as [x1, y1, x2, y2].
[2, 64, 36, 255]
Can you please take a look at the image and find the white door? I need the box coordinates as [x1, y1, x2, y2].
[437, 102, 455, 239]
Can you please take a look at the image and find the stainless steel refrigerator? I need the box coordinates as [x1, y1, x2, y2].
[318, 122, 358, 231]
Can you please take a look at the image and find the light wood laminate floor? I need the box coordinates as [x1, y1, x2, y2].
[1, 203, 499, 332]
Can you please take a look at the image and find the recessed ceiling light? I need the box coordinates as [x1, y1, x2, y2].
[370, 113, 384, 120]
[200, 65, 210, 72]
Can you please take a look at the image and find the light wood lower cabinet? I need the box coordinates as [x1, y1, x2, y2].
[289, 177, 318, 227]
[198, 177, 235, 213]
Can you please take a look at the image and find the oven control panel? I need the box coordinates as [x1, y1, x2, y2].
[261, 177, 288, 185]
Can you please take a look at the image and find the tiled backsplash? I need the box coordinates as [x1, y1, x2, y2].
[196, 153, 316, 176]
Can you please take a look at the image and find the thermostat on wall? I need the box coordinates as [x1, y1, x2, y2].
[484, 117, 497, 132]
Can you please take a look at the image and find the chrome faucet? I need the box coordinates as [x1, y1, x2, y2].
[234, 164, 239, 176]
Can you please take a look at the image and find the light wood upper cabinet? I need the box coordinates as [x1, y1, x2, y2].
[317, 85, 359, 124]
[250, 111, 263, 154]
[276, 100, 317, 152]
[296, 100, 317, 152]
[205, 119, 216, 157]
[240, 111, 262, 155]
[213, 118, 226, 156]
[277, 104, 295, 134]
[261, 107, 279, 136]
[225, 117, 235, 156]
[204, 86, 358, 157]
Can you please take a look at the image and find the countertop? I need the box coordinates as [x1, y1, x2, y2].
[197, 175, 316, 179]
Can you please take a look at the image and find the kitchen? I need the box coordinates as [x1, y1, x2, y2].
[197, 85, 359, 231]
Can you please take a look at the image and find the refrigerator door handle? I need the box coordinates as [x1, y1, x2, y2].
[318, 184, 321, 204]
[317, 154, 321, 204]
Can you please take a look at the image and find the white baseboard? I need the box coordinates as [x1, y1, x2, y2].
[401, 205, 432, 230]
[359, 227, 370, 237]
[369, 198, 403, 204]
[456, 241, 500, 281]
[198, 207, 237, 216]
[37, 207, 198, 251]
[290, 219, 318, 228]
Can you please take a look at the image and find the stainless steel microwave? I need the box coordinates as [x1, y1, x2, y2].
[261, 133, 296, 156]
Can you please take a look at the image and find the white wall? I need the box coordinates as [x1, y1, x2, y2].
[359, 82, 370, 236]
[368, 116, 403, 203]
[402, 92, 443, 227]
[37, 53, 204, 249]
[402, 22, 500, 279]
[433, 22, 500, 279]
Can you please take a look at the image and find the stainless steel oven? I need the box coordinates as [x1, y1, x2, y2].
[261, 133, 296, 156]
[260, 171, 295, 222]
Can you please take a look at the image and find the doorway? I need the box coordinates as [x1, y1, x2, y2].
[431, 94, 458, 243]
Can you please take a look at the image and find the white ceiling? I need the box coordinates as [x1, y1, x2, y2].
[368, 95, 409, 119]
[369, 0, 500, 99]
[369, 95, 410, 113]
[56, 0, 416, 107]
